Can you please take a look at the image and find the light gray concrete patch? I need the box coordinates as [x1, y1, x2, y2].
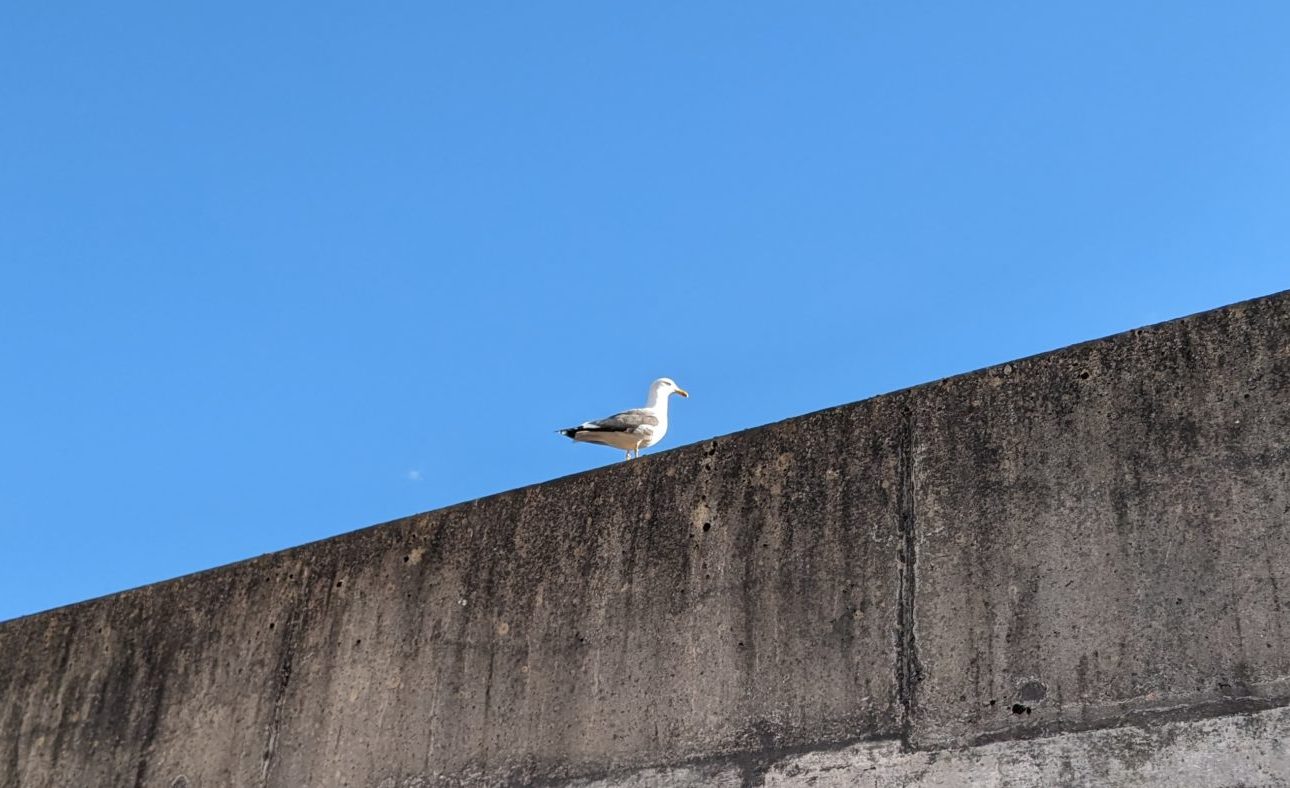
[758, 705, 1290, 787]
[566, 764, 744, 787]
[578, 706, 1290, 787]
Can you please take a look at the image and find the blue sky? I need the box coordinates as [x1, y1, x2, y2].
[2, 4, 1287, 622]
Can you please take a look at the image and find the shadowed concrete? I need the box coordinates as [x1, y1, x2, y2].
[1, 290, 1287, 787]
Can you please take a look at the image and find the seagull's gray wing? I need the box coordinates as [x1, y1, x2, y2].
[575, 408, 659, 435]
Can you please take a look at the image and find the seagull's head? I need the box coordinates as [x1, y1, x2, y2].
[652, 377, 689, 398]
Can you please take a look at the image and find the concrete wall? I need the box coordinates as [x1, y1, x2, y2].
[2, 290, 1287, 787]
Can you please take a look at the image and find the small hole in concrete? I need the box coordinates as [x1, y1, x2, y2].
[1018, 680, 1048, 702]
[268, 623, 275, 630]
[703, 522, 711, 532]
[1012, 703, 1032, 715]
[989, 699, 997, 706]
[403, 555, 410, 563]
[1079, 371, 1090, 380]
[336, 581, 343, 588]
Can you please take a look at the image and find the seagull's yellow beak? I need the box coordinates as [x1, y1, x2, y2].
[674, 387, 689, 398]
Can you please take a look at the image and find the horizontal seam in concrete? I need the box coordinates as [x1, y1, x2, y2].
[528, 733, 907, 788]
[549, 699, 1290, 787]
[958, 693, 1290, 749]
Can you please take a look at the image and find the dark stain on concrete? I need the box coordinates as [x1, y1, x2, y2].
[895, 404, 924, 746]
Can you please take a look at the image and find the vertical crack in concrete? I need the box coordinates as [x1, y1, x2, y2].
[895, 406, 924, 747]
[260, 579, 310, 787]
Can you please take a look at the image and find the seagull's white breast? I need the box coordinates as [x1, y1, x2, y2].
[638, 420, 665, 447]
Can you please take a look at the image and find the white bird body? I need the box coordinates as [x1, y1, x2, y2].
[559, 378, 689, 459]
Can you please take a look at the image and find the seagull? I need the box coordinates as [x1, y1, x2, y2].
[559, 378, 690, 460]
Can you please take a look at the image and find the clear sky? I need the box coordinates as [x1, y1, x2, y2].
[2, 4, 1287, 622]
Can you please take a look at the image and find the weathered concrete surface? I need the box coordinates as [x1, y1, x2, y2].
[1, 289, 1288, 787]
[1, 398, 906, 787]
[912, 292, 1290, 747]
[580, 705, 1290, 787]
